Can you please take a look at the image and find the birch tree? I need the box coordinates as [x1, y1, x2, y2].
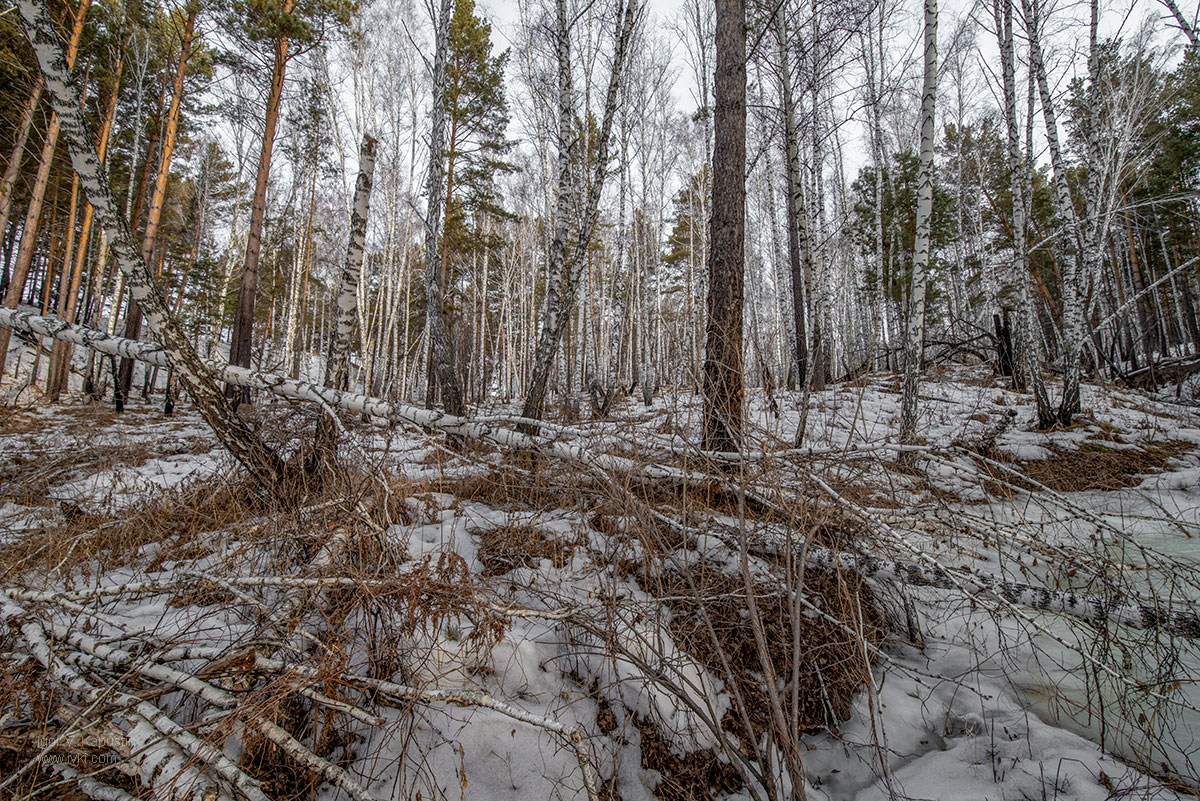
[995, 0, 1053, 427]
[898, 0, 938, 445]
[16, 0, 283, 485]
[520, 0, 639, 428]
[325, 133, 376, 392]
[1025, 0, 1084, 425]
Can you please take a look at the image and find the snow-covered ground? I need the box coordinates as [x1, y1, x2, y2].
[2, 352, 1198, 800]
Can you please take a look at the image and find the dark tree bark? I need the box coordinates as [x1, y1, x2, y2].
[228, 0, 293, 406]
[702, 0, 746, 454]
[424, 0, 464, 417]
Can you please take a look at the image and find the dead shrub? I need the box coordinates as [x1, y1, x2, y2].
[476, 524, 575, 576]
[656, 563, 884, 740]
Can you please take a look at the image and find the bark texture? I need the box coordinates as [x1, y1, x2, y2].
[519, 0, 639, 429]
[228, 0, 293, 404]
[424, 0, 464, 417]
[0, 0, 90, 371]
[899, 0, 938, 446]
[702, 0, 746, 454]
[325, 134, 377, 392]
[996, 0, 1053, 427]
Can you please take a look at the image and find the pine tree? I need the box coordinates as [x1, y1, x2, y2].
[428, 0, 513, 405]
[223, 0, 354, 405]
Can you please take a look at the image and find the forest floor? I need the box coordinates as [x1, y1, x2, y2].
[1, 351, 1199, 801]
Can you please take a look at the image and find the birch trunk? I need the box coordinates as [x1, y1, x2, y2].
[46, 24, 127, 402]
[520, 0, 638, 430]
[325, 134, 376, 393]
[16, 0, 283, 485]
[1157, 0, 1198, 48]
[775, 7, 810, 390]
[996, 0, 1053, 426]
[1025, 0, 1083, 424]
[899, 0, 937, 446]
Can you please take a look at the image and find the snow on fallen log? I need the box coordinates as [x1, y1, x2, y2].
[0, 308, 687, 483]
[5, 306, 1200, 640]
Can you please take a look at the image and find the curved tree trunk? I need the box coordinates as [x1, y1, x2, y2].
[17, 0, 283, 486]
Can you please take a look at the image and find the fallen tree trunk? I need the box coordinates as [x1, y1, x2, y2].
[6, 307, 1200, 640]
[1123, 357, 1200, 390]
[14, 0, 283, 487]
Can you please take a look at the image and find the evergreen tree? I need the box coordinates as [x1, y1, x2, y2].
[439, 0, 514, 316]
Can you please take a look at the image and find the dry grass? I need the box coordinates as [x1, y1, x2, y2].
[988, 439, 1194, 494]
[448, 462, 589, 512]
[476, 524, 577, 576]
[634, 714, 743, 801]
[658, 564, 884, 739]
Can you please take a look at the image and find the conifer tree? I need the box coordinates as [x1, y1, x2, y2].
[427, 0, 512, 405]
[223, 0, 354, 404]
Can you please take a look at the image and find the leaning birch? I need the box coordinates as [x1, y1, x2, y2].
[16, 0, 284, 486]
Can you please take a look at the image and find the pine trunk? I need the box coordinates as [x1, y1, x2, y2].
[424, 0, 464, 417]
[16, 0, 283, 484]
[228, 1, 292, 405]
[0, 0, 90, 373]
[702, 0, 745, 454]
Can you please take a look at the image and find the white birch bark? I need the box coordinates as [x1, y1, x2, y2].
[899, 0, 938, 445]
[996, 0, 1053, 426]
[1157, 0, 1199, 48]
[15, 0, 283, 484]
[326, 134, 377, 392]
[1025, 0, 1084, 424]
[521, 0, 639, 428]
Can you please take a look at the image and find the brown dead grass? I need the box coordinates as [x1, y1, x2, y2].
[656, 564, 884, 743]
[992, 439, 1194, 494]
[476, 524, 577, 576]
[448, 464, 587, 512]
[634, 714, 743, 801]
